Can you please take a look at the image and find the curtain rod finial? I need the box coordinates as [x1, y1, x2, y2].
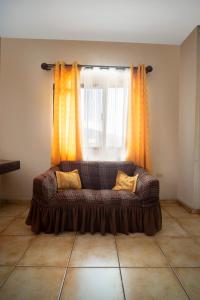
[41, 63, 52, 70]
[146, 65, 153, 73]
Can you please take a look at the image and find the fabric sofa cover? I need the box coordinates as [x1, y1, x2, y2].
[26, 161, 162, 235]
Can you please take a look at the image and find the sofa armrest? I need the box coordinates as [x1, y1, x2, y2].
[134, 167, 159, 207]
[32, 166, 59, 204]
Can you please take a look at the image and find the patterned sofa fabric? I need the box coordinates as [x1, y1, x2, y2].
[59, 161, 136, 189]
[26, 161, 162, 235]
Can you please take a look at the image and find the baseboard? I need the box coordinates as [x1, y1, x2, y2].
[160, 199, 200, 214]
[177, 199, 200, 214]
[160, 199, 178, 205]
[0, 199, 31, 205]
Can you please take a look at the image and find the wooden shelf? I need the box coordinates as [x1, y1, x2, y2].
[0, 160, 20, 174]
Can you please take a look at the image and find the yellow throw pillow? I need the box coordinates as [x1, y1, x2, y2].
[56, 169, 82, 190]
[112, 171, 138, 192]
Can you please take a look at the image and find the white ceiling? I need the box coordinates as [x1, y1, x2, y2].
[0, 0, 199, 45]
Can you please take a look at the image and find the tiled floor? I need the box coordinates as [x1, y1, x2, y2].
[0, 202, 200, 299]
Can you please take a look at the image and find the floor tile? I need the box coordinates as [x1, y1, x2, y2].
[61, 268, 124, 300]
[121, 268, 188, 300]
[0, 266, 14, 287]
[20, 208, 30, 218]
[175, 268, 200, 300]
[0, 266, 65, 300]
[176, 218, 200, 236]
[116, 232, 146, 238]
[2, 218, 34, 235]
[128, 232, 147, 237]
[157, 237, 200, 267]
[0, 204, 27, 217]
[69, 234, 118, 267]
[0, 202, 199, 300]
[164, 205, 195, 218]
[195, 238, 200, 245]
[155, 217, 188, 237]
[0, 236, 34, 265]
[116, 236, 168, 267]
[161, 208, 171, 219]
[160, 201, 178, 207]
[18, 233, 75, 267]
[0, 216, 15, 233]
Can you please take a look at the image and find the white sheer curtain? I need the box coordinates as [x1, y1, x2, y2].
[80, 67, 130, 161]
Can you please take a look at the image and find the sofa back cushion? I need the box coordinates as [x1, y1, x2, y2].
[59, 161, 136, 189]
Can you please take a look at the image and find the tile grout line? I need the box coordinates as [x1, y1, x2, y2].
[162, 205, 200, 222]
[0, 234, 37, 290]
[0, 206, 29, 234]
[57, 232, 78, 300]
[154, 238, 191, 300]
[0, 215, 19, 234]
[161, 207, 200, 246]
[13, 265, 121, 268]
[0, 234, 38, 237]
[171, 267, 191, 300]
[170, 217, 200, 239]
[2, 264, 200, 269]
[114, 235, 126, 300]
[1, 263, 200, 269]
[161, 206, 200, 239]
[0, 266, 15, 289]
[164, 212, 189, 232]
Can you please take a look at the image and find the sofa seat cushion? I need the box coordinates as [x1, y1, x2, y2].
[50, 189, 140, 207]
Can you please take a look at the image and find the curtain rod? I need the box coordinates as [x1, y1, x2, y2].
[41, 63, 153, 73]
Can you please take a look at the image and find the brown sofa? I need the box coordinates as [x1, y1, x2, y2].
[26, 161, 162, 235]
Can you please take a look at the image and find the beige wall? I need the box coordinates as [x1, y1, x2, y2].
[178, 27, 200, 209]
[0, 38, 179, 200]
[0, 37, 2, 200]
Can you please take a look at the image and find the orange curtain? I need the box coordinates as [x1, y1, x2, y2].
[126, 65, 151, 173]
[51, 62, 83, 165]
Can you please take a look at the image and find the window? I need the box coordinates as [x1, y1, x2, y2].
[80, 68, 130, 161]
